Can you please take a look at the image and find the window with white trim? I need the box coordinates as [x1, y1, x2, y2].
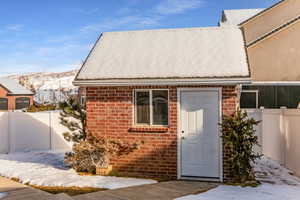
[135, 90, 169, 126]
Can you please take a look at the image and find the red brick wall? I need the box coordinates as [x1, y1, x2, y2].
[85, 85, 238, 181]
[0, 86, 33, 110]
[0, 86, 9, 97]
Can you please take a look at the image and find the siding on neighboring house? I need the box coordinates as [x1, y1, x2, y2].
[85, 85, 238, 181]
[239, 0, 300, 109]
[246, 19, 300, 82]
[241, 0, 300, 45]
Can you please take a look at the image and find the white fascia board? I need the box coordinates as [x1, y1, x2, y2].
[247, 81, 300, 86]
[73, 78, 251, 87]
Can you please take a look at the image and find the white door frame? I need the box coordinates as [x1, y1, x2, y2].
[177, 87, 223, 182]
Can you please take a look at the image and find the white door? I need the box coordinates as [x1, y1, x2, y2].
[180, 90, 220, 179]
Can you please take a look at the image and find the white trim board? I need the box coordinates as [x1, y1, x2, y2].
[177, 87, 223, 182]
[74, 78, 251, 87]
[248, 82, 300, 86]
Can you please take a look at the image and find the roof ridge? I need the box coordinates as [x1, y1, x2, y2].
[101, 26, 241, 34]
[224, 8, 264, 12]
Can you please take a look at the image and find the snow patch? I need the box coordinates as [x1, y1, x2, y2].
[0, 193, 7, 199]
[177, 184, 300, 200]
[254, 156, 300, 185]
[0, 152, 157, 189]
[177, 157, 300, 200]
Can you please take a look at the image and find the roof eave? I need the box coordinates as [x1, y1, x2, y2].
[7, 93, 34, 96]
[74, 33, 104, 81]
[0, 84, 12, 93]
[73, 77, 251, 87]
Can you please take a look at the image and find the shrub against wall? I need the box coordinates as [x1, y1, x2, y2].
[65, 137, 139, 174]
[26, 103, 57, 112]
[220, 110, 262, 184]
[60, 96, 140, 175]
[59, 96, 87, 143]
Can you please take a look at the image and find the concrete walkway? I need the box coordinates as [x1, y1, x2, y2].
[0, 177, 72, 200]
[0, 176, 218, 200]
[73, 181, 219, 200]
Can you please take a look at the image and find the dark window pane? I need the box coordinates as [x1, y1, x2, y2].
[289, 87, 300, 108]
[16, 97, 30, 110]
[242, 86, 300, 109]
[136, 91, 150, 124]
[242, 85, 258, 90]
[0, 98, 8, 110]
[152, 90, 168, 125]
[277, 86, 290, 108]
[240, 92, 257, 109]
[258, 86, 276, 108]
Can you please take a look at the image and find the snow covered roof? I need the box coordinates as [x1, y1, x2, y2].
[75, 27, 250, 84]
[0, 78, 33, 95]
[220, 9, 264, 26]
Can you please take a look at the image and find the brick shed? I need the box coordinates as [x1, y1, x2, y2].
[74, 27, 251, 182]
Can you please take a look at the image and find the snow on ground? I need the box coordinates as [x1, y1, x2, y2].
[0, 193, 7, 199]
[0, 152, 157, 189]
[177, 157, 300, 200]
[254, 156, 300, 185]
[176, 184, 300, 200]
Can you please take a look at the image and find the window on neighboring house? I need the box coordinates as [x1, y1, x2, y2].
[241, 85, 300, 109]
[0, 98, 8, 110]
[135, 90, 169, 126]
[15, 97, 30, 110]
[240, 90, 258, 109]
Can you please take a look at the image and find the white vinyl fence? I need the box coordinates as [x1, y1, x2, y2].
[0, 111, 72, 154]
[246, 108, 300, 177]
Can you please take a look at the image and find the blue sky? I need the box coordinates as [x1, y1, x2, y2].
[0, 0, 279, 75]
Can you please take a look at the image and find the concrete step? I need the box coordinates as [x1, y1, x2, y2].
[0, 177, 27, 192]
[73, 191, 125, 200]
[3, 188, 52, 200]
[46, 193, 74, 200]
[3, 192, 74, 200]
[73, 181, 219, 200]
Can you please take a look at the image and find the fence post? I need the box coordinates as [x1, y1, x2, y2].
[8, 112, 12, 153]
[6, 112, 10, 154]
[280, 106, 287, 167]
[49, 112, 52, 151]
[259, 107, 264, 154]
